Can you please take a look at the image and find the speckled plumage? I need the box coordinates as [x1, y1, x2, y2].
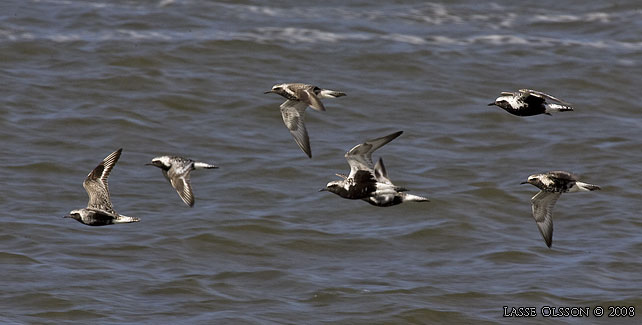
[489, 89, 573, 116]
[65, 148, 140, 226]
[148, 155, 218, 207]
[322, 131, 428, 207]
[265, 83, 346, 158]
[522, 171, 601, 247]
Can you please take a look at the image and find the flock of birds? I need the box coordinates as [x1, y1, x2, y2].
[65, 84, 600, 248]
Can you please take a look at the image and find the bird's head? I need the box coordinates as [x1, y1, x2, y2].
[146, 156, 171, 170]
[320, 180, 343, 194]
[488, 97, 510, 109]
[64, 209, 83, 222]
[264, 84, 287, 95]
[521, 175, 539, 186]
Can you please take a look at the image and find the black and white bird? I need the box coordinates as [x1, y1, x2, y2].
[489, 89, 573, 116]
[321, 131, 429, 207]
[522, 171, 601, 248]
[265, 83, 346, 158]
[65, 148, 140, 226]
[147, 155, 218, 207]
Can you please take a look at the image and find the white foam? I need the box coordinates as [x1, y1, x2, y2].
[243, 5, 282, 17]
[380, 33, 427, 45]
[158, 0, 175, 8]
[50, 34, 82, 42]
[0, 30, 35, 41]
[532, 12, 611, 24]
[115, 29, 173, 41]
[406, 4, 463, 25]
[256, 27, 369, 43]
[470, 35, 530, 45]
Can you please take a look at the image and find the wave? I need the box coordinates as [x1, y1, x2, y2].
[2, 26, 641, 53]
[2, 1, 640, 52]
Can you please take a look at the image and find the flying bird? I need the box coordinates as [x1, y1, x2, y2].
[65, 148, 140, 226]
[147, 155, 218, 207]
[522, 170, 601, 247]
[321, 131, 429, 207]
[489, 89, 573, 116]
[265, 83, 346, 158]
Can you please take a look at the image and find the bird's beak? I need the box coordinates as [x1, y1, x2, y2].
[145, 163, 154, 166]
[264, 90, 273, 94]
[488, 102, 496, 106]
[520, 181, 528, 185]
[63, 215, 71, 218]
[319, 188, 328, 192]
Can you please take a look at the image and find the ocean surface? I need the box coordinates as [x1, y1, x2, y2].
[1, 0, 641, 324]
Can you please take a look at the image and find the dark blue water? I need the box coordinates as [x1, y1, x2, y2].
[1, 1, 641, 323]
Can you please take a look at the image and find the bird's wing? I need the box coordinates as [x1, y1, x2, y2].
[519, 89, 572, 105]
[335, 173, 348, 179]
[295, 86, 325, 112]
[347, 169, 379, 199]
[345, 131, 403, 177]
[169, 170, 194, 207]
[547, 170, 578, 181]
[83, 148, 122, 213]
[530, 190, 562, 248]
[373, 157, 393, 185]
[280, 100, 312, 158]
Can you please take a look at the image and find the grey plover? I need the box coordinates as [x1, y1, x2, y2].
[65, 148, 140, 226]
[265, 83, 346, 158]
[321, 131, 429, 207]
[489, 89, 573, 116]
[522, 171, 601, 247]
[147, 155, 218, 207]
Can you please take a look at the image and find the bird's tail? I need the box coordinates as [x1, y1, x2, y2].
[576, 181, 601, 191]
[546, 103, 574, 113]
[115, 215, 141, 223]
[401, 193, 429, 202]
[194, 162, 218, 169]
[318, 89, 347, 98]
